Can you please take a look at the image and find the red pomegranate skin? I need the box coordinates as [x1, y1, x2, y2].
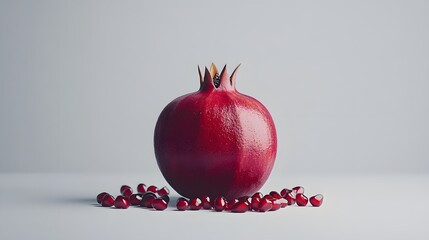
[154, 64, 277, 199]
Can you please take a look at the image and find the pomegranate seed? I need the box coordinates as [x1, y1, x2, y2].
[147, 185, 158, 193]
[231, 201, 249, 213]
[258, 198, 272, 212]
[310, 194, 324, 207]
[152, 198, 168, 210]
[201, 196, 212, 209]
[120, 185, 132, 194]
[122, 188, 133, 198]
[269, 191, 282, 199]
[251, 197, 261, 211]
[292, 186, 304, 194]
[129, 193, 143, 206]
[141, 192, 156, 208]
[296, 193, 308, 206]
[252, 192, 263, 199]
[280, 188, 292, 197]
[213, 197, 227, 212]
[101, 194, 115, 207]
[279, 198, 288, 208]
[226, 199, 239, 211]
[137, 183, 146, 193]
[157, 186, 170, 196]
[161, 194, 170, 203]
[284, 192, 296, 205]
[270, 199, 281, 211]
[263, 194, 275, 201]
[176, 198, 189, 211]
[114, 195, 130, 209]
[189, 198, 202, 210]
[97, 192, 108, 204]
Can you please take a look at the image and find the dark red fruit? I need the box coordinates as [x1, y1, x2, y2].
[201, 196, 212, 209]
[157, 186, 170, 196]
[152, 198, 168, 210]
[252, 192, 263, 199]
[279, 198, 288, 208]
[284, 192, 296, 205]
[101, 194, 115, 207]
[161, 195, 170, 203]
[189, 198, 202, 210]
[231, 201, 249, 213]
[269, 191, 282, 199]
[147, 185, 158, 193]
[251, 197, 261, 211]
[141, 192, 156, 208]
[129, 193, 143, 206]
[296, 193, 308, 206]
[97, 192, 109, 204]
[137, 183, 146, 193]
[258, 198, 272, 212]
[114, 196, 130, 209]
[154, 64, 277, 199]
[310, 194, 323, 207]
[292, 186, 304, 194]
[213, 197, 227, 212]
[270, 199, 281, 211]
[226, 199, 239, 211]
[120, 185, 133, 197]
[280, 188, 291, 197]
[176, 198, 189, 211]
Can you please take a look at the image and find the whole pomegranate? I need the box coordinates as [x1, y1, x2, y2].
[154, 64, 277, 199]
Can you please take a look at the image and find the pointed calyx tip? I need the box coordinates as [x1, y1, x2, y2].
[199, 63, 240, 91]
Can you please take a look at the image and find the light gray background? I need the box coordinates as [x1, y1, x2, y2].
[1, 0, 429, 174]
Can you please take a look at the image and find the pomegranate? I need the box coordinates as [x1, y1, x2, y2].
[154, 64, 277, 199]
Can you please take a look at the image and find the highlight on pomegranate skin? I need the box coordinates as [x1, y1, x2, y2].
[154, 63, 278, 199]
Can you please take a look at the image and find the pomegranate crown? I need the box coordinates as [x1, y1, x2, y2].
[198, 63, 241, 91]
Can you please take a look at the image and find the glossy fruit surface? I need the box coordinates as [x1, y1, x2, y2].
[154, 64, 277, 199]
[129, 193, 143, 206]
[189, 198, 202, 210]
[101, 194, 115, 207]
[231, 201, 249, 213]
[114, 196, 130, 209]
[201, 196, 212, 210]
[141, 192, 156, 208]
[152, 198, 168, 210]
[213, 197, 227, 212]
[296, 193, 308, 206]
[97, 192, 109, 204]
[137, 183, 146, 193]
[176, 198, 190, 211]
[310, 194, 324, 207]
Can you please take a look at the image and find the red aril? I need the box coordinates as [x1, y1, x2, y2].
[137, 183, 146, 193]
[120, 185, 133, 198]
[129, 193, 143, 206]
[213, 197, 227, 212]
[152, 198, 168, 211]
[226, 199, 239, 211]
[270, 199, 281, 211]
[269, 191, 282, 199]
[141, 192, 156, 208]
[251, 197, 261, 211]
[147, 185, 158, 193]
[101, 194, 115, 207]
[296, 193, 308, 206]
[310, 194, 324, 207]
[284, 192, 296, 205]
[154, 64, 277, 199]
[189, 198, 202, 210]
[176, 198, 189, 211]
[252, 192, 263, 199]
[258, 198, 272, 212]
[157, 186, 170, 196]
[278, 198, 288, 208]
[280, 188, 291, 197]
[292, 186, 304, 194]
[201, 196, 212, 210]
[114, 196, 130, 209]
[231, 201, 249, 213]
[97, 192, 108, 204]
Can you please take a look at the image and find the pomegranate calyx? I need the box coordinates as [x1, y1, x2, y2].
[199, 63, 240, 92]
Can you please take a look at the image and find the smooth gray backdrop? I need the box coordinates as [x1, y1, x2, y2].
[1, 0, 428, 174]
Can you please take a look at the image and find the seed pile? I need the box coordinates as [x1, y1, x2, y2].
[97, 184, 324, 212]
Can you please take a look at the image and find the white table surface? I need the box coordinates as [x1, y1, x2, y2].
[1, 172, 428, 240]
